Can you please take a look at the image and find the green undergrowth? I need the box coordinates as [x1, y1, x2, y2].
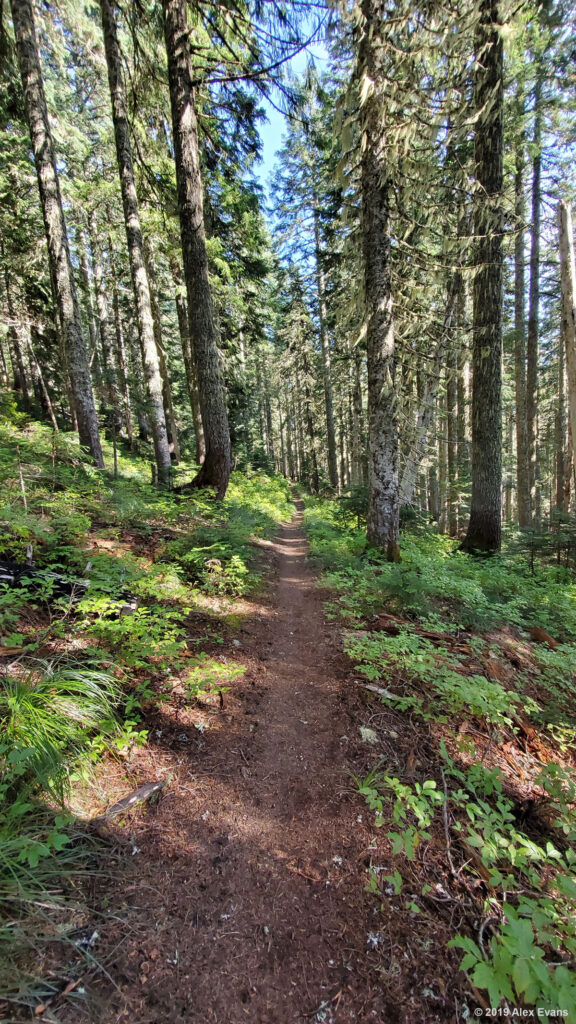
[0, 411, 292, 999]
[304, 495, 576, 1014]
[304, 498, 576, 640]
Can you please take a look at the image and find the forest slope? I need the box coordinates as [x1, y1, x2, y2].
[1, 413, 576, 1019]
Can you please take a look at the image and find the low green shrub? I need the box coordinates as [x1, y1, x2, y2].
[305, 494, 576, 1012]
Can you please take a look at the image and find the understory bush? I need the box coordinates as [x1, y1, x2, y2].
[0, 416, 293, 998]
[304, 494, 576, 1013]
[304, 495, 576, 640]
[0, 660, 121, 990]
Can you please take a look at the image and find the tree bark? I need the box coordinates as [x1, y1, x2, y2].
[350, 344, 364, 487]
[555, 335, 566, 512]
[527, 74, 543, 518]
[300, 347, 319, 493]
[10, 0, 103, 466]
[89, 226, 122, 429]
[359, 0, 400, 560]
[171, 258, 205, 464]
[143, 246, 181, 464]
[559, 201, 576, 476]
[514, 120, 531, 527]
[462, 0, 504, 553]
[312, 207, 339, 491]
[111, 276, 134, 448]
[2, 264, 31, 409]
[29, 325, 58, 431]
[399, 280, 459, 506]
[162, 0, 232, 498]
[99, 0, 172, 485]
[77, 228, 101, 379]
[447, 354, 458, 536]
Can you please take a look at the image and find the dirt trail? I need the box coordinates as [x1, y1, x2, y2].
[82, 501, 391, 1024]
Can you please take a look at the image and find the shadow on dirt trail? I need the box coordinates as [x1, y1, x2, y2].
[57, 500, 400, 1024]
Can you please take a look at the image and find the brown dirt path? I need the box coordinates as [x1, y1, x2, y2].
[74, 501, 394, 1024]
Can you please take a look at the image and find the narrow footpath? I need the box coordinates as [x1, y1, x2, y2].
[77, 501, 392, 1024]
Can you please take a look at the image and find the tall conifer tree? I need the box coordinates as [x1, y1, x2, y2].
[462, 0, 504, 552]
[10, 0, 103, 467]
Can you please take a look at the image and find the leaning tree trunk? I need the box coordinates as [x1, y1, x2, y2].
[559, 202, 576, 469]
[10, 0, 103, 466]
[162, 0, 231, 498]
[359, 0, 400, 560]
[99, 0, 172, 485]
[462, 0, 504, 553]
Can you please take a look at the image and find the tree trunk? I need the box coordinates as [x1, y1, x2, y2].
[559, 201, 576, 476]
[359, 0, 400, 560]
[2, 265, 31, 409]
[514, 121, 531, 527]
[300, 351, 319, 493]
[90, 227, 122, 429]
[505, 412, 514, 523]
[99, 0, 172, 485]
[171, 258, 205, 464]
[399, 280, 459, 505]
[555, 336, 565, 512]
[438, 391, 448, 532]
[162, 0, 231, 498]
[10, 0, 103, 466]
[462, 0, 504, 553]
[263, 357, 275, 463]
[526, 75, 543, 518]
[284, 396, 295, 480]
[111, 277, 134, 448]
[29, 326, 58, 431]
[77, 228, 101, 378]
[447, 354, 458, 536]
[143, 246, 181, 464]
[457, 328, 470, 497]
[313, 208, 338, 491]
[428, 460, 440, 522]
[278, 399, 287, 477]
[350, 345, 363, 487]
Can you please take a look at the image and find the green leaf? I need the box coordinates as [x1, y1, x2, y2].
[556, 872, 576, 898]
[472, 961, 514, 1006]
[511, 956, 531, 996]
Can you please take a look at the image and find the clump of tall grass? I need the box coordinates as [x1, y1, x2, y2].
[0, 660, 120, 999]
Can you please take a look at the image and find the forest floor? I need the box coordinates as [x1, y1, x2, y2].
[23, 498, 466, 1024]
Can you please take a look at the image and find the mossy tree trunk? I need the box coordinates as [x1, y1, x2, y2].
[359, 0, 400, 560]
[462, 0, 504, 553]
[99, 0, 172, 485]
[162, 0, 231, 497]
[10, 0, 103, 466]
